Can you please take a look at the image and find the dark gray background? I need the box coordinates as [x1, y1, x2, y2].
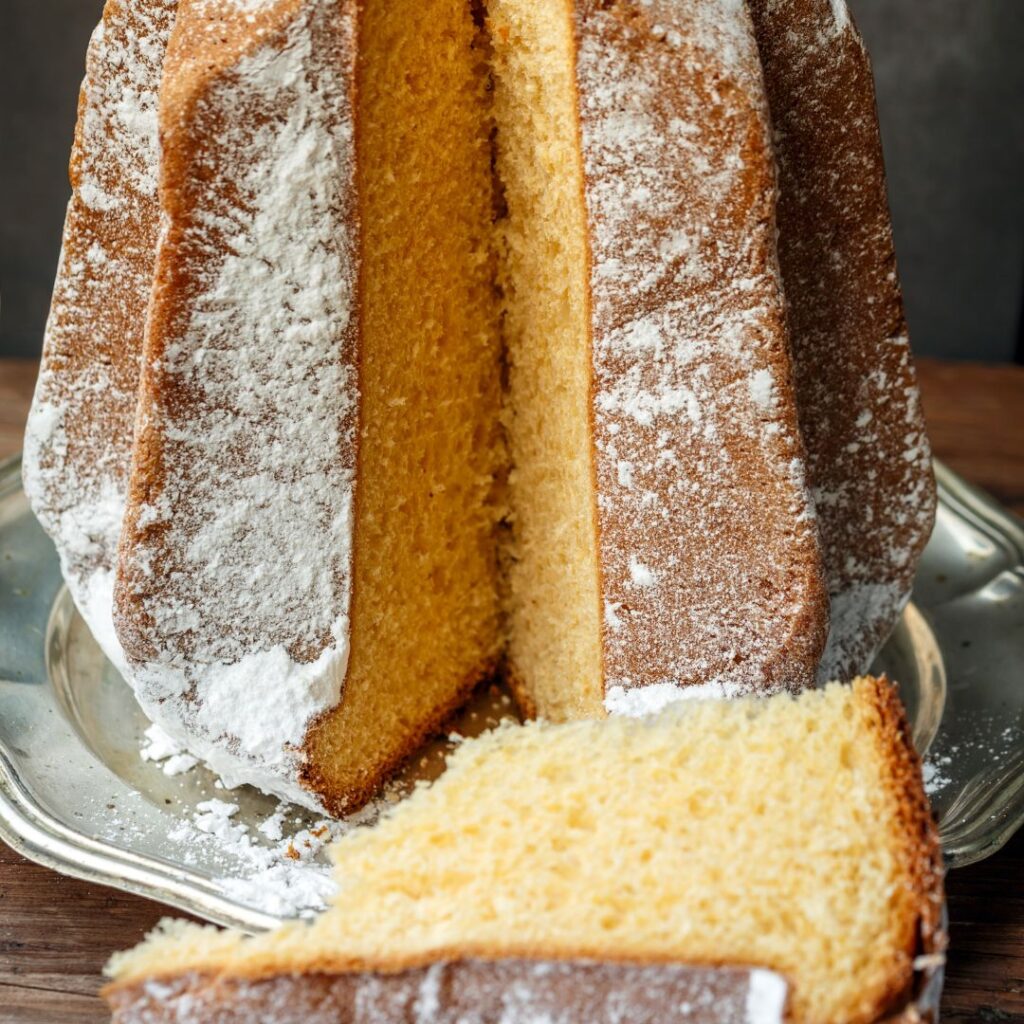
[2, 0, 1023, 362]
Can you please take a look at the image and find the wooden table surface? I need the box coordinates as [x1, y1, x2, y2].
[1, 355, 1022, 1023]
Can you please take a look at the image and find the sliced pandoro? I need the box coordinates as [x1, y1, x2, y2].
[492, 0, 829, 720]
[747, 0, 937, 681]
[113, 0, 505, 813]
[23, 0, 178, 672]
[104, 677, 943, 1024]
[29, 0, 934, 826]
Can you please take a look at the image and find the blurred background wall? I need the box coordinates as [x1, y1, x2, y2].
[1, 0, 1023, 363]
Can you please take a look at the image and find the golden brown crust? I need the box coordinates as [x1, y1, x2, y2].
[748, 0, 937, 680]
[851, 676, 945, 1021]
[572, 0, 829, 698]
[116, 0, 352, 663]
[23, 0, 177, 667]
[106, 958, 792, 1024]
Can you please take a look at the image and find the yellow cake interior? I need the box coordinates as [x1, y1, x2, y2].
[109, 679, 935, 1024]
[303, 0, 506, 812]
[489, 0, 605, 720]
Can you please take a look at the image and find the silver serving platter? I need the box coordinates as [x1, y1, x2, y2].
[0, 454, 1021, 943]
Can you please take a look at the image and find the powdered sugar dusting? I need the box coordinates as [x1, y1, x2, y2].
[219, 0, 279, 11]
[604, 679, 744, 717]
[578, 0, 826, 697]
[817, 581, 907, 684]
[749, 0, 936, 681]
[42, 480, 128, 676]
[748, 368, 777, 412]
[115, 0, 359, 810]
[828, 0, 851, 33]
[745, 968, 788, 1024]
[23, 0, 176, 674]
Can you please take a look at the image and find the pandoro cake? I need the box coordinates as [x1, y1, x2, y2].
[25, 0, 936, 812]
[104, 677, 944, 1024]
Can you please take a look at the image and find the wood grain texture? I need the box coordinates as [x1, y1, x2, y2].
[0, 840, 179, 1024]
[0, 359, 37, 464]
[0, 355, 1022, 1023]
[915, 358, 1024, 517]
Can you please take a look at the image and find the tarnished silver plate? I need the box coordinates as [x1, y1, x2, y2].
[0, 454, 1021, 941]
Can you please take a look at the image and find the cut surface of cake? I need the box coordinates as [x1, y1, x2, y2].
[115, 0, 504, 813]
[493, 0, 829, 720]
[24, 0, 939, 813]
[105, 677, 943, 1024]
[747, 0, 936, 681]
[22, 0, 177, 673]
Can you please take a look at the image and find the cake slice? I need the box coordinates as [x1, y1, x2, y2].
[747, 0, 937, 681]
[22, 0, 177, 672]
[104, 677, 943, 1024]
[113, 0, 505, 813]
[491, 0, 829, 719]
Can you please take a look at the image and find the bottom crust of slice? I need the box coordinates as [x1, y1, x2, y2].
[105, 937, 950, 1024]
[105, 958, 790, 1024]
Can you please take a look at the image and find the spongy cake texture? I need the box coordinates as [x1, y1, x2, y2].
[106, 677, 942, 1024]
[302, 0, 505, 811]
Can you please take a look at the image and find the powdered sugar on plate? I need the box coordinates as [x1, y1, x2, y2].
[139, 725, 381, 918]
[127, 683, 520, 919]
[140, 724, 198, 776]
[168, 799, 343, 918]
[921, 721, 1023, 799]
[921, 754, 953, 797]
